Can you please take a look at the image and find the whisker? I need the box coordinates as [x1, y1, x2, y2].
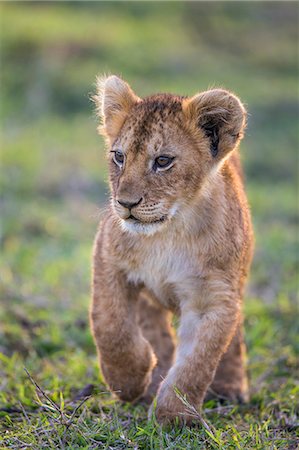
[89, 204, 110, 220]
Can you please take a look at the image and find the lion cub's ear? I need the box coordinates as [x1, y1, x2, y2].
[94, 75, 140, 142]
[182, 89, 247, 159]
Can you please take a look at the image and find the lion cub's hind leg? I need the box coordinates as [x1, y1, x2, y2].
[137, 292, 176, 403]
[206, 326, 249, 403]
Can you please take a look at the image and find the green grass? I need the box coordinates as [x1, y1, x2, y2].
[1, 2, 298, 449]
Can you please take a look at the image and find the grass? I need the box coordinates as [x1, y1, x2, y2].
[1, 2, 298, 449]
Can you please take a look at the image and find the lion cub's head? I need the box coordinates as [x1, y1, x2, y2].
[94, 75, 246, 235]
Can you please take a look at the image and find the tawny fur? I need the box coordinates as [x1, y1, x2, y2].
[90, 75, 254, 425]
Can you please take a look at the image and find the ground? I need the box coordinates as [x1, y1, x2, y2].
[0, 3, 298, 449]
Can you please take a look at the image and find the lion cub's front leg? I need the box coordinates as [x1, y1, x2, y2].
[91, 251, 156, 402]
[154, 278, 241, 425]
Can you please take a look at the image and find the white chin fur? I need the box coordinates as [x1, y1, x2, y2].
[120, 219, 166, 236]
[118, 204, 179, 236]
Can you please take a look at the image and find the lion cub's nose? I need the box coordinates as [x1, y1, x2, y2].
[117, 198, 142, 210]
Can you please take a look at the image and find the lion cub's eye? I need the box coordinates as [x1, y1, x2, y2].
[112, 150, 125, 168]
[153, 156, 175, 172]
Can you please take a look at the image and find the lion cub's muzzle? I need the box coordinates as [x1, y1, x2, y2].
[113, 198, 169, 225]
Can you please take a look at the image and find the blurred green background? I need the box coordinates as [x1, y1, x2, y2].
[0, 2, 298, 447]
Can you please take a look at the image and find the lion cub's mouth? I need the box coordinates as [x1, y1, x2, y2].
[127, 214, 167, 225]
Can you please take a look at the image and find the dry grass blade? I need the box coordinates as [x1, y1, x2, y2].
[24, 367, 61, 415]
[66, 395, 92, 428]
[22, 367, 101, 448]
[174, 387, 217, 437]
[48, 416, 64, 448]
[18, 401, 41, 444]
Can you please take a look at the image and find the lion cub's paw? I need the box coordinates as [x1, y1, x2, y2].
[102, 345, 156, 403]
[205, 384, 249, 404]
[115, 370, 153, 403]
[148, 386, 200, 427]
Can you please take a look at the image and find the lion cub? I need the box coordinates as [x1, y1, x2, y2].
[91, 75, 254, 425]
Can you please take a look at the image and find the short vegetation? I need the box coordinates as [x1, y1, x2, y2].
[1, 2, 298, 449]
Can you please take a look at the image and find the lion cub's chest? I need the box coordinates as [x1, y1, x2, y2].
[124, 238, 202, 309]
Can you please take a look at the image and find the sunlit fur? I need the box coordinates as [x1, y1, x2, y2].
[90, 75, 254, 426]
